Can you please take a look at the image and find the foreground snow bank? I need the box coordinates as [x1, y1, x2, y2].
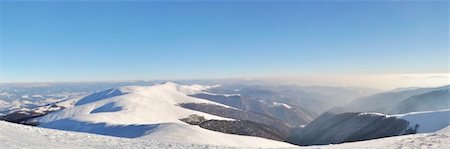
[2, 120, 449, 149]
[311, 125, 450, 149]
[0, 121, 241, 149]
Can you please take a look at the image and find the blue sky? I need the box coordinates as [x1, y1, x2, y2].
[0, 1, 448, 83]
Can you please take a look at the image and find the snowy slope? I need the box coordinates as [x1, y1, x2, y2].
[311, 125, 450, 149]
[352, 109, 450, 134]
[394, 109, 450, 133]
[37, 82, 232, 125]
[34, 82, 295, 148]
[439, 125, 450, 133]
[0, 121, 240, 149]
[1, 120, 449, 149]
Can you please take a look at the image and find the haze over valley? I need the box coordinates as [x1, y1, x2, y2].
[0, 0, 448, 148]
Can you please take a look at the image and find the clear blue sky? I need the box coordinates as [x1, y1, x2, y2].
[0, 1, 448, 83]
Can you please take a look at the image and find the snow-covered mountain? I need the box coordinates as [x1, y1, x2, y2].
[291, 109, 450, 145]
[1, 82, 448, 148]
[1, 120, 448, 149]
[0, 120, 242, 149]
[0, 81, 164, 115]
[27, 82, 294, 148]
[0, 97, 79, 125]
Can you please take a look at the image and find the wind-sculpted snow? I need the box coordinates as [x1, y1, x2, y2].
[33, 82, 295, 148]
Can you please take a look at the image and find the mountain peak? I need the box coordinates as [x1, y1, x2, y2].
[160, 81, 178, 86]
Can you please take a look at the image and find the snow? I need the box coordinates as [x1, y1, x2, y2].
[272, 102, 292, 109]
[54, 96, 82, 108]
[4, 82, 448, 148]
[0, 91, 14, 97]
[356, 109, 450, 134]
[311, 126, 450, 149]
[0, 121, 240, 149]
[0, 93, 86, 115]
[1, 120, 449, 149]
[439, 125, 450, 134]
[357, 112, 387, 117]
[34, 82, 295, 148]
[160, 82, 218, 95]
[141, 123, 295, 147]
[37, 83, 233, 125]
[201, 91, 241, 97]
[0, 99, 33, 113]
[0, 99, 9, 108]
[32, 94, 45, 98]
[393, 109, 450, 133]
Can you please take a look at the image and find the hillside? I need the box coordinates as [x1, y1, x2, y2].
[388, 89, 449, 114]
[393, 109, 450, 133]
[316, 125, 450, 149]
[345, 85, 449, 114]
[291, 109, 450, 146]
[0, 120, 241, 149]
[29, 82, 294, 148]
[1, 120, 448, 149]
[190, 93, 314, 126]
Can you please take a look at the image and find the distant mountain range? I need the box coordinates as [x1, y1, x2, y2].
[345, 85, 450, 114]
[206, 84, 378, 117]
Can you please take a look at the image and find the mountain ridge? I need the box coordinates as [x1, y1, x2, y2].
[30, 82, 295, 148]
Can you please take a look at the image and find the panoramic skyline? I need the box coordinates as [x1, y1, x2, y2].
[0, 1, 448, 88]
